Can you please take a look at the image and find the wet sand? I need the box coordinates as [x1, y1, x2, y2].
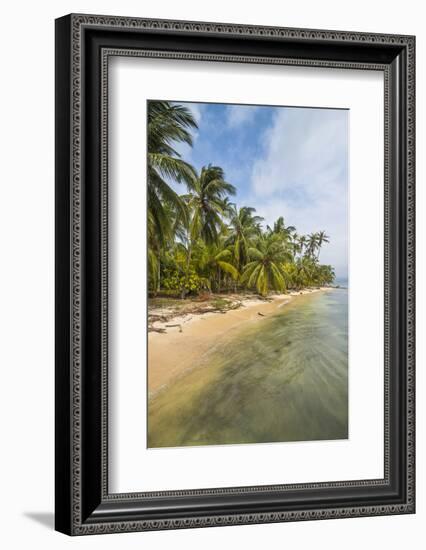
[148, 286, 347, 447]
[148, 288, 329, 396]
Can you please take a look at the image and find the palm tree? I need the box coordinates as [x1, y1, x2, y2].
[306, 232, 319, 258]
[316, 230, 330, 260]
[196, 240, 239, 292]
[183, 165, 236, 257]
[298, 256, 316, 285]
[149, 197, 195, 294]
[226, 205, 263, 271]
[317, 264, 335, 285]
[241, 233, 292, 296]
[221, 196, 235, 220]
[266, 216, 296, 250]
[147, 101, 198, 244]
[267, 216, 296, 240]
[266, 216, 296, 262]
[148, 210, 161, 293]
[297, 234, 307, 258]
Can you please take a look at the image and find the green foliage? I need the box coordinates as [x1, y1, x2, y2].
[183, 164, 236, 245]
[147, 101, 197, 245]
[146, 100, 336, 298]
[163, 268, 207, 296]
[282, 258, 335, 289]
[194, 239, 239, 292]
[225, 205, 263, 271]
[241, 233, 292, 296]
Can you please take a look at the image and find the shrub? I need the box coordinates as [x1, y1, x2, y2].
[162, 268, 207, 297]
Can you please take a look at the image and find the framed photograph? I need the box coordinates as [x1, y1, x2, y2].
[55, 14, 415, 535]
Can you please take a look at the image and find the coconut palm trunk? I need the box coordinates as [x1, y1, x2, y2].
[157, 256, 161, 293]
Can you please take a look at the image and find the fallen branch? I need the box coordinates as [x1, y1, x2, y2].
[148, 326, 167, 334]
[148, 314, 169, 323]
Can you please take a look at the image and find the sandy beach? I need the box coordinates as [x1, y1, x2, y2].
[148, 288, 330, 396]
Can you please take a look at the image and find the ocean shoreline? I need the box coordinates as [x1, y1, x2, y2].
[148, 287, 333, 397]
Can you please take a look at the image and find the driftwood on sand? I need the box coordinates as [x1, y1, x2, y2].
[147, 296, 249, 333]
[166, 324, 183, 332]
[149, 326, 167, 334]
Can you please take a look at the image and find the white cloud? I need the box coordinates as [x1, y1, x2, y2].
[249, 107, 349, 277]
[226, 104, 259, 128]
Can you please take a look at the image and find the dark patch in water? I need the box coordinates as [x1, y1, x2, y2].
[148, 290, 348, 448]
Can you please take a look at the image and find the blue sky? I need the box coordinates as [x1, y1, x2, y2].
[170, 101, 348, 279]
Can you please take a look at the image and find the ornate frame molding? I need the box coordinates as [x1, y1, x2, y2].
[55, 14, 415, 535]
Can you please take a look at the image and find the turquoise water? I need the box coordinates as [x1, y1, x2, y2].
[148, 289, 348, 448]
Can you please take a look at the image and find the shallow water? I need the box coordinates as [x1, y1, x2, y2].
[148, 289, 348, 448]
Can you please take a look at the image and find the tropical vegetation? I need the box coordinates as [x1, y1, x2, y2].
[147, 100, 335, 298]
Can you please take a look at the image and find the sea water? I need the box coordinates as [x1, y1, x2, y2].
[148, 289, 348, 448]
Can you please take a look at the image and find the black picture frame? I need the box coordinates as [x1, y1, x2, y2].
[55, 13, 415, 535]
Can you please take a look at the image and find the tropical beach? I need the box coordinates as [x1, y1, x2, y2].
[148, 288, 330, 395]
[148, 287, 348, 448]
[146, 99, 349, 447]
